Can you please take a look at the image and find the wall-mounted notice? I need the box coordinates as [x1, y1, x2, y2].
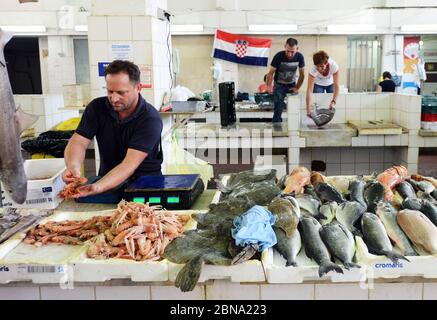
[98, 62, 111, 76]
[139, 65, 153, 88]
[110, 43, 133, 61]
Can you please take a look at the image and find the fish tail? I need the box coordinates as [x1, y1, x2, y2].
[318, 261, 343, 277]
[351, 227, 363, 238]
[381, 250, 410, 263]
[343, 261, 361, 269]
[175, 255, 204, 292]
[285, 259, 297, 267]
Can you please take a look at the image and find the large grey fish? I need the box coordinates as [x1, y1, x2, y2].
[375, 201, 417, 256]
[0, 30, 37, 204]
[319, 201, 337, 225]
[295, 194, 324, 220]
[349, 176, 367, 209]
[273, 226, 301, 267]
[421, 200, 437, 227]
[320, 223, 361, 269]
[298, 216, 343, 277]
[364, 181, 385, 212]
[361, 212, 409, 263]
[314, 182, 345, 204]
[417, 191, 437, 205]
[402, 197, 423, 211]
[397, 209, 437, 254]
[268, 196, 300, 238]
[397, 181, 417, 200]
[335, 201, 366, 237]
[407, 178, 435, 194]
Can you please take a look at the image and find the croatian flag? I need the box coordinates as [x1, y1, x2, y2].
[212, 29, 272, 67]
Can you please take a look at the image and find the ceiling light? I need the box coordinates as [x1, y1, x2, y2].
[327, 24, 376, 33]
[401, 24, 437, 32]
[248, 24, 298, 32]
[170, 24, 203, 34]
[74, 25, 88, 32]
[0, 25, 46, 33]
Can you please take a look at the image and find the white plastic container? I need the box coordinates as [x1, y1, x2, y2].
[1, 158, 66, 209]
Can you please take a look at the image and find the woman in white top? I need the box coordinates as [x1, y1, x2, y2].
[306, 50, 340, 117]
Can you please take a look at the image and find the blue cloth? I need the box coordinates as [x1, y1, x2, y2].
[231, 205, 277, 252]
[313, 83, 334, 93]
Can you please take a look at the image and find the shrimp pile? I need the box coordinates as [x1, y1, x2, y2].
[59, 177, 88, 199]
[24, 200, 189, 261]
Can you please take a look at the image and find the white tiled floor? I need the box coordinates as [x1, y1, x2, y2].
[40, 287, 95, 300]
[95, 286, 150, 300]
[260, 284, 314, 300]
[315, 284, 368, 300]
[369, 283, 423, 300]
[0, 287, 40, 300]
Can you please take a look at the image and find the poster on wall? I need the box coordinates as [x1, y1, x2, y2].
[109, 44, 133, 61]
[402, 36, 420, 94]
[139, 65, 153, 89]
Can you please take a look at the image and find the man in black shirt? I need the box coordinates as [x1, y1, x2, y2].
[377, 71, 396, 93]
[266, 38, 305, 123]
[62, 60, 163, 198]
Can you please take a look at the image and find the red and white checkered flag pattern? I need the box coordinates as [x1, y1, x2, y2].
[235, 40, 248, 58]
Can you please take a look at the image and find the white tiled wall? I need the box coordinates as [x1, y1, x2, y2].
[206, 280, 260, 300]
[299, 147, 403, 175]
[315, 284, 368, 300]
[260, 284, 314, 300]
[369, 283, 423, 300]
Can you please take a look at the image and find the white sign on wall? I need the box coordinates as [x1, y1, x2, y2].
[109, 44, 133, 61]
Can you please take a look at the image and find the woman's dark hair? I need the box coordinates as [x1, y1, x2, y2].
[104, 60, 141, 84]
[382, 71, 392, 79]
[313, 50, 329, 65]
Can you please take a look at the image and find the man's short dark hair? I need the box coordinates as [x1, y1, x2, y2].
[383, 71, 392, 79]
[286, 38, 298, 47]
[105, 60, 141, 84]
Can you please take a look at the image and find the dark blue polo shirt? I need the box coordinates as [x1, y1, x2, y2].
[76, 94, 163, 177]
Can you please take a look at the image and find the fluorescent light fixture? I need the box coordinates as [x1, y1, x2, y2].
[74, 25, 88, 32]
[0, 25, 46, 32]
[248, 24, 298, 32]
[170, 24, 203, 33]
[401, 24, 437, 32]
[327, 24, 376, 33]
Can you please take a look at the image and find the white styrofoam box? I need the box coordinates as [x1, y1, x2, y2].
[264, 247, 364, 284]
[345, 93, 361, 109]
[369, 283, 423, 300]
[72, 209, 198, 282]
[315, 283, 368, 300]
[1, 159, 66, 209]
[0, 287, 41, 300]
[151, 285, 205, 300]
[96, 286, 150, 300]
[206, 280, 260, 300]
[87, 16, 108, 41]
[355, 237, 437, 280]
[40, 286, 95, 300]
[260, 284, 314, 300]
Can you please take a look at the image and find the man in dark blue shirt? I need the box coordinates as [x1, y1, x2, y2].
[62, 60, 163, 198]
[266, 38, 305, 123]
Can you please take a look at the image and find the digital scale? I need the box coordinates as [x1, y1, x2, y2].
[123, 174, 204, 210]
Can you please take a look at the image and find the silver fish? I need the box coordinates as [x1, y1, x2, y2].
[0, 30, 37, 204]
[335, 201, 366, 237]
[361, 212, 409, 263]
[320, 223, 360, 269]
[298, 216, 343, 277]
[319, 201, 337, 225]
[273, 226, 301, 267]
[375, 201, 417, 256]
